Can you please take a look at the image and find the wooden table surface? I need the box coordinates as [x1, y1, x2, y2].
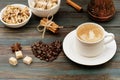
[0, 0, 120, 80]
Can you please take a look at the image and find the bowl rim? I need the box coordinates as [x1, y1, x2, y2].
[28, 0, 61, 11]
[0, 4, 32, 26]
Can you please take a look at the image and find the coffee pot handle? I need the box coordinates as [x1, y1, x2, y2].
[104, 33, 114, 45]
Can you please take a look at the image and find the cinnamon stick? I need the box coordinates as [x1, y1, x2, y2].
[66, 0, 82, 12]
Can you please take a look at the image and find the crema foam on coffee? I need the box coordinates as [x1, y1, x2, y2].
[77, 24, 103, 43]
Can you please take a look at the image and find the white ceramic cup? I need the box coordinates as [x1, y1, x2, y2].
[76, 22, 114, 57]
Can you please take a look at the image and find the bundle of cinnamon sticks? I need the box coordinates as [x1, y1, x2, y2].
[40, 18, 60, 33]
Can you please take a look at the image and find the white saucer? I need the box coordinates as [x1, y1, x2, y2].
[63, 30, 117, 66]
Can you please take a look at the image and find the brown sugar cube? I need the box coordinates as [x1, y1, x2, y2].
[47, 2, 53, 9]
[15, 51, 23, 59]
[9, 57, 18, 66]
[52, 2, 57, 7]
[23, 56, 32, 65]
[52, 0, 58, 3]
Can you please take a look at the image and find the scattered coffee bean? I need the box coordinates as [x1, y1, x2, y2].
[31, 40, 62, 62]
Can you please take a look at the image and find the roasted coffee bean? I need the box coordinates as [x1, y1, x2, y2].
[31, 40, 62, 62]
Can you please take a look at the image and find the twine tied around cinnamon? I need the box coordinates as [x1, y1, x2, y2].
[37, 15, 63, 39]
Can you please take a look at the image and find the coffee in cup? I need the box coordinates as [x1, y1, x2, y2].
[76, 22, 114, 57]
[77, 23, 104, 43]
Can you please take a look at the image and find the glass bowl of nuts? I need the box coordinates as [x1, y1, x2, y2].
[28, 0, 61, 17]
[0, 4, 32, 28]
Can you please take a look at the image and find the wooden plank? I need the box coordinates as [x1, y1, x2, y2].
[0, 0, 120, 79]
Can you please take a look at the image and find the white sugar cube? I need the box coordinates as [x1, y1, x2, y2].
[9, 57, 18, 66]
[15, 51, 23, 59]
[31, 2, 36, 7]
[23, 56, 32, 65]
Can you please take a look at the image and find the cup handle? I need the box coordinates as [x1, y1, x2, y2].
[104, 33, 114, 45]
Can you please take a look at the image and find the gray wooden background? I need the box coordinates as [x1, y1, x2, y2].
[0, 0, 120, 80]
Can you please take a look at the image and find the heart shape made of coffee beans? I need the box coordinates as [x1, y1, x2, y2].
[31, 40, 62, 62]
